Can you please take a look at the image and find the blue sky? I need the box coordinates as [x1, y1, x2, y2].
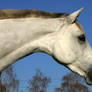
[1, 0, 92, 91]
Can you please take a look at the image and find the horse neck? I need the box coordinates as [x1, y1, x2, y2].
[0, 17, 64, 71]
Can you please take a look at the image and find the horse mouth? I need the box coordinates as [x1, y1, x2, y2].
[86, 77, 92, 85]
[85, 70, 92, 85]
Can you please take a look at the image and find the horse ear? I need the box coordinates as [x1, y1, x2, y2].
[67, 8, 84, 23]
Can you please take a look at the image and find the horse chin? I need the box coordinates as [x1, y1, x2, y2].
[68, 64, 92, 85]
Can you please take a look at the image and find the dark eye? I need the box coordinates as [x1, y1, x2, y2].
[78, 34, 86, 42]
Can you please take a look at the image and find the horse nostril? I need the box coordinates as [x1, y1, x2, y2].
[87, 69, 92, 82]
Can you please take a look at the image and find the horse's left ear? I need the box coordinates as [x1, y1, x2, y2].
[67, 8, 84, 23]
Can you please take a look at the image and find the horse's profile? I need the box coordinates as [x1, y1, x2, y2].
[0, 8, 92, 85]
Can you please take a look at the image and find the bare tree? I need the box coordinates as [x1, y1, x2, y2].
[0, 66, 20, 92]
[28, 69, 51, 92]
[0, 79, 6, 92]
[55, 72, 91, 92]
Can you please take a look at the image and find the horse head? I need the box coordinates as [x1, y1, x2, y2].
[53, 8, 92, 84]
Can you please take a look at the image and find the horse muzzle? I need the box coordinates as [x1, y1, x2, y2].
[86, 68, 92, 85]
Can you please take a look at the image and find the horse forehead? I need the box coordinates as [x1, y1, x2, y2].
[75, 21, 84, 32]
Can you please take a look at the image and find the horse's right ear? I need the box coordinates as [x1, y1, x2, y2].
[67, 8, 84, 23]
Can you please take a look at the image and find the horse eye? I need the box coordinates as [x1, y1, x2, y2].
[78, 34, 86, 42]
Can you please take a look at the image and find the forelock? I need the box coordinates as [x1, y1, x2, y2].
[75, 21, 84, 32]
